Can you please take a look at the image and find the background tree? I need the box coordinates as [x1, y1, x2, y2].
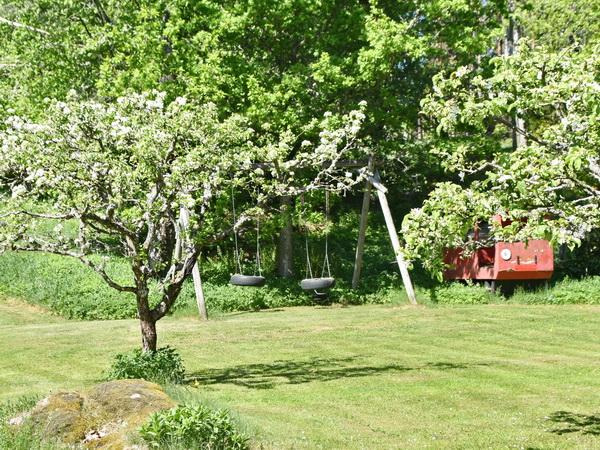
[0, 91, 367, 351]
[1, 0, 508, 159]
[516, 0, 600, 52]
[401, 44, 600, 274]
[0, 0, 510, 280]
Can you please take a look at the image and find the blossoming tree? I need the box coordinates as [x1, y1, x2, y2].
[401, 44, 600, 275]
[0, 91, 366, 352]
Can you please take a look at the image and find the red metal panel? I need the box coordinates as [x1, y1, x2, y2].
[443, 248, 477, 280]
[493, 240, 553, 280]
[443, 213, 554, 281]
[475, 265, 495, 279]
[443, 240, 554, 281]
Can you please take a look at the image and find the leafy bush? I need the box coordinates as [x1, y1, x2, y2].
[370, 281, 492, 306]
[139, 404, 248, 449]
[555, 229, 600, 278]
[551, 276, 600, 304]
[104, 346, 185, 385]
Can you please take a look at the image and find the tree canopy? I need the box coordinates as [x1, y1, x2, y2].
[0, 91, 366, 350]
[402, 43, 600, 274]
[2, 0, 599, 347]
[0, 0, 507, 167]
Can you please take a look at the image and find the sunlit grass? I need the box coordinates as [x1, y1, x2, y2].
[1, 299, 600, 448]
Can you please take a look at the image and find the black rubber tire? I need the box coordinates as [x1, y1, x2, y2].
[230, 274, 266, 287]
[312, 292, 329, 304]
[300, 277, 336, 290]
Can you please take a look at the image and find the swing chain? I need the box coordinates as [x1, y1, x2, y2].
[302, 193, 314, 279]
[322, 190, 331, 278]
[231, 186, 243, 274]
[232, 185, 263, 276]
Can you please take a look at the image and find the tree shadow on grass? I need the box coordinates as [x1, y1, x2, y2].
[186, 357, 490, 389]
[546, 411, 600, 436]
[226, 309, 286, 317]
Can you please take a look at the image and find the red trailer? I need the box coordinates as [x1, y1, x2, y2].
[443, 215, 554, 282]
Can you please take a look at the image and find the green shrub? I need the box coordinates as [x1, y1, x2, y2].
[104, 346, 186, 385]
[555, 229, 600, 278]
[428, 281, 493, 305]
[139, 404, 248, 449]
[551, 276, 600, 304]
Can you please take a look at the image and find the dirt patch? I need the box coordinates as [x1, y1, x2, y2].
[0, 297, 54, 317]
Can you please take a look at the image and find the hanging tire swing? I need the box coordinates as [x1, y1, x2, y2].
[300, 277, 336, 290]
[301, 190, 335, 295]
[230, 273, 266, 287]
[229, 187, 266, 287]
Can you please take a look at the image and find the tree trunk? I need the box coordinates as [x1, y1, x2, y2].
[135, 283, 158, 353]
[149, 218, 176, 279]
[277, 196, 294, 278]
[140, 316, 158, 353]
[506, 0, 526, 150]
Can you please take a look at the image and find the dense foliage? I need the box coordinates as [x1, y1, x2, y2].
[1, 0, 600, 343]
[105, 346, 186, 384]
[402, 44, 600, 274]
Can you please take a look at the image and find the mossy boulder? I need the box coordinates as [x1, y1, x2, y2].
[28, 379, 176, 449]
[30, 391, 86, 442]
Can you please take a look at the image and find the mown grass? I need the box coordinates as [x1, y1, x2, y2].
[2, 298, 600, 448]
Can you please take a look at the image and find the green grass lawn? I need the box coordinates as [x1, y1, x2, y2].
[2, 298, 600, 448]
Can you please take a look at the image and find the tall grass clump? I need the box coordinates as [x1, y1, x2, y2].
[511, 276, 600, 304]
[0, 396, 63, 450]
[0, 252, 137, 320]
[173, 278, 313, 317]
[388, 281, 494, 306]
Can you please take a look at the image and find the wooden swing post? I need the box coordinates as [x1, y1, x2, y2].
[178, 208, 209, 320]
[368, 170, 417, 305]
[350, 158, 417, 305]
[352, 156, 376, 289]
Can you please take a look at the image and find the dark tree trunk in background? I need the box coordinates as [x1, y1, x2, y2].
[506, 0, 526, 150]
[148, 218, 176, 279]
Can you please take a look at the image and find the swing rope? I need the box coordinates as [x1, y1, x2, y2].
[300, 189, 336, 293]
[231, 186, 243, 275]
[255, 216, 263, 276]
[303, 190, 332, 280]
[231, 185, 263, 276]
[322, 190, 332, 278]
[303, 193, 314, 279]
